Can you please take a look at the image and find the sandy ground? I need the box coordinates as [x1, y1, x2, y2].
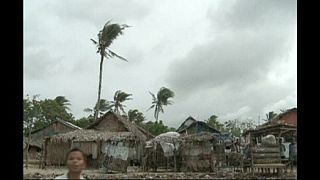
[24, 164, 297, 179]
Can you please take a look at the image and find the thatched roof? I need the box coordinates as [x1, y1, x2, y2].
[31, 119, 81, 134]
[180, 132, 219, 142]
[243, 123, 296, 137]
[23, 137, 43, 149]
[48, 129, 138, 143]
[86, 111, 147, 141]
[136, 125, 155, 139]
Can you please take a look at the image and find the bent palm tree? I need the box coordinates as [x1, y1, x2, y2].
[148, 87, 175, 122]
[84, 99, 111, 116]
[54, 96, 71, 111]
[108, 90, 133, 115]
[91, 20, 130, 121]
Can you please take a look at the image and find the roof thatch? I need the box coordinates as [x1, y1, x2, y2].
[86, 111, 147, 141]
[48, 129, 138, 143]
[136, 125, 155, 139]
[243, 123, 296, 137]
[23, 137, 43, 149]
[180, 132, 219, 142]
[31, 119, 81, 134]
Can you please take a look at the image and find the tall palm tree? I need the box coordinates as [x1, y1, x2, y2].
[91, 20, 130, 121]
[54, 96, 71, 111]
[148, 87, 175, 122]
[108, 90, 133, 115]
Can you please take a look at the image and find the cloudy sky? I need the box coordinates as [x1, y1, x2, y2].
[24, 0, 297, 128]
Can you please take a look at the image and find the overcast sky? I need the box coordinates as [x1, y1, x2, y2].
[24, 0, 297, 128]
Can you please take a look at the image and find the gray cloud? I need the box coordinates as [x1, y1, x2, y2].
[24, 0, 296, 128]
[24, 49, 65, 80]
[46, 0, 151, 28]
[166, 0, 296, 97]
[208, 0, 296, 32]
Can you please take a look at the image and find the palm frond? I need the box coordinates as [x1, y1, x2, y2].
[90, 39, 98, 44]
[107, 49, 128, 61]
[147, 105, 155, 111]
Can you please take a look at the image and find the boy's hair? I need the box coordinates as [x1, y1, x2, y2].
[66, 147, 87, 162]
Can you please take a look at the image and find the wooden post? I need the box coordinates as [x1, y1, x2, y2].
[173, 142, 177, 172]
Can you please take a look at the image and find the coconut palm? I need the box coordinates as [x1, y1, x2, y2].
[148, 87, 175, 122]
[108, 90, 133, 115]
[91, 20, 130, 120]
[54, 96, 71, 111]
[84, 99, 110, 116]
[128, 109, 145, 124]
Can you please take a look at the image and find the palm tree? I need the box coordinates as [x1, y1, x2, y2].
[108, 90, 133, 115]
[54, 96, 71, 111]
[84, 99, 110, 116]
[148, 87, 175, 122]
[128, 109, 145, 124]
[91, 20, 130, 121]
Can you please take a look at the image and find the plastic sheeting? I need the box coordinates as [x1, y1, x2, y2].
[261, 134, 276, 145]
[147, 132, 180, 157]
[104, 142, 129, 161]
[159, 142, 175, 157]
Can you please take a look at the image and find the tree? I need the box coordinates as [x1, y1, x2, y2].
[240, 119, 256, 132]
[54, 96, 71, 111]
[73, 116, 95, 128]
[108, 90, 132, 115]
[40, 98, 74, 124]
[128, 109, 145, 125]
[84, 99, 111, 117]
[206, 115, 225, 131]
[148, 87, 175, 122]
[224, 119, 242, 137]
[24, 94, 42, 169]
[91, 20, 130, 121]
[142, 120, 171, 136]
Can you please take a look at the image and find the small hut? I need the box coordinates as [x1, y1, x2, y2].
[179, 132, 226, 172]
[24, 119, 81, 161]
[45, 130, 140, 171]
[177, 116, 220, 136]
[45, 111, 148, 171]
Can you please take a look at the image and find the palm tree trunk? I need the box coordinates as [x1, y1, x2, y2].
[94, 55, 104, 121]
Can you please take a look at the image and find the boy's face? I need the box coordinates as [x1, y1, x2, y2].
[67, 151, 86, 173]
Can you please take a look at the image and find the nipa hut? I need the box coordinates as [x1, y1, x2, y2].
[179, 132, 226, 172]
[177, 116, 221, 136]
[45, 111, 148, 172]
[24, 119, 81, 161]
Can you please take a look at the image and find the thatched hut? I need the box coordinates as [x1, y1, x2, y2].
[179, 132, 226, 172]
[45, 111, 148, 171]
[177, 116, 221, 136]
[24, 119, 81, 161]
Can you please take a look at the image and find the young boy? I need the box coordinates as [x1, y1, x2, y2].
[55, 147, 87, 179]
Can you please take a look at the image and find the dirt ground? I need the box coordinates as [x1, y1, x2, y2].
[24, 164, 297, 179]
